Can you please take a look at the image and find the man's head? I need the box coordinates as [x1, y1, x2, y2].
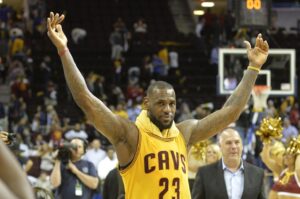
[218, 128, 243, 165]
[143, 81, 176, 130]
[70, 138, 87, 161]
[106, 145, 115, 160]
[91, 139, 101, 150]
[74, 123, 81, 132]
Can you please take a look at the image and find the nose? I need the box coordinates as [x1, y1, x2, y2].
[163, 104, 171, 113]
[230, 143, 238, 148]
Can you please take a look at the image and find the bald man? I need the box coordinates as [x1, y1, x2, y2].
[192, 128, 265, 199]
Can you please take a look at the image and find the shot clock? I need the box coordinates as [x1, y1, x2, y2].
[236, 0, 271, 28]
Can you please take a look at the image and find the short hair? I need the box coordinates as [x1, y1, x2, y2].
[146, 81, 174, 96]
[71, 137, 88, 153]
[218, 128, 241, 144]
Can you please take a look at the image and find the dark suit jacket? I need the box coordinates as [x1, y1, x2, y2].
[192, 160, 265, 199]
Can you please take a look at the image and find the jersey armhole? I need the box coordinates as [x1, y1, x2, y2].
[119, 127, 142, 174]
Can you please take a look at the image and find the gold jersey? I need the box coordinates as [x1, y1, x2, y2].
[120, 110, 191, 199]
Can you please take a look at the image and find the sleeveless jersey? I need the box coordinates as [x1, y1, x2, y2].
[120, 126, 191, 199]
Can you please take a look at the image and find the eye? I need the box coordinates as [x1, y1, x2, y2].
[158, 102, 164, 106]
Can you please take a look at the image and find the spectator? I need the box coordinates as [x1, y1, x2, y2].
[83, 138, 106, 169]
[192, 128, 265, 199]
[109, 27, 124, 60]
[168, 48, 179, 75]
[281, 117, 298, 144]
[102, 168, 125, 199]
[188, 143, 221, 192]
[133, 18, 147, 45]
[133, 18, 147, 33]
[50, 138, 99, 199]
[64, 122, 88, 140]
[97, 146, 118, 181]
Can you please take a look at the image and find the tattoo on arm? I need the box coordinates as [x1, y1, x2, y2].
[223, 70, 258, 108]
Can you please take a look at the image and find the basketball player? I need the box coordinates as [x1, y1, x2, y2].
[47, 12, 269, 198]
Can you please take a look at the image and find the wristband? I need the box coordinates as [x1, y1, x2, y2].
[247, 66, 260, 72]
[58, 47, 69, 57]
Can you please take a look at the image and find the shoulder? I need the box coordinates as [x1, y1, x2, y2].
[78, 159, 94, 167]
[244, 161, 264, 175]
[198, 161, 220, 174]
[176, 119, 198, 143]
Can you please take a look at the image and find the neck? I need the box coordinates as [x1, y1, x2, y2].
[223, 159, 241, 172]
[71, 156, 81, 162]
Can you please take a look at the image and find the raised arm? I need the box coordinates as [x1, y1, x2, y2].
[178, 34, 269, 145]
[47, 13, 138, 165]
[260, 143, 283, 177]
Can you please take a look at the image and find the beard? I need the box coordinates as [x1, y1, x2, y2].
[148, 112, 173, 131]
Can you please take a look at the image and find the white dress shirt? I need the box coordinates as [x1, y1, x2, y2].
[222, 159, 244, 199]
[83, 148, 107, 169]
[97, 156, 118, 180]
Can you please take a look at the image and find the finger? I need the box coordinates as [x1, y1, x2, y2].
[50, 13, 58, 29]
[258, 33, 262, 38]
[243, 41, 251, 51]
[50, 13, 57, 29]
[257, 37, 263, 49]
[263, 40, 269, 51]
[54, 13, 60, 26]
[255, 34, 261, 48]
[56, 24, 63, 34]
[57, 14, 65, 24]
[0, 134, 8, 142]
[47, 18, 56, 37]
[0, 131, 8, 136]
[47, 18, 52, 32]
[50, 12, 54, 21]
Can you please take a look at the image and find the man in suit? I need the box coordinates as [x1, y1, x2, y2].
[192, 128, 265, 199]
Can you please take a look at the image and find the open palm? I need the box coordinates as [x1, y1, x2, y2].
[244, 34, 269, 69]
[47, 12, 68, 51]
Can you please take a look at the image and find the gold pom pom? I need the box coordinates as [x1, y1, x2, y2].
[191, 140, 210, 161]
[256, 117, 283, 143]
[286, 136, 300, 155]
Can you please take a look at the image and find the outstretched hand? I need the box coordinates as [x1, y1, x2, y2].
[244, 33, 269, 69]
[47, 12, 67, 51]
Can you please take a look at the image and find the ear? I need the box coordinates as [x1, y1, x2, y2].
[142, 97, 149, 110]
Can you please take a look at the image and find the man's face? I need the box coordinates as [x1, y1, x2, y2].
[145, 88, 176, 130]
[219, 130, 243, 163]
[74, 123, 81, 131]
[107, 149, 115, 159]
[91, 139, 101, 149]
[70, 139, 85, 159]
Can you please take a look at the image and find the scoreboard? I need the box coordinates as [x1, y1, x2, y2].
[236, 0, 271, 28]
